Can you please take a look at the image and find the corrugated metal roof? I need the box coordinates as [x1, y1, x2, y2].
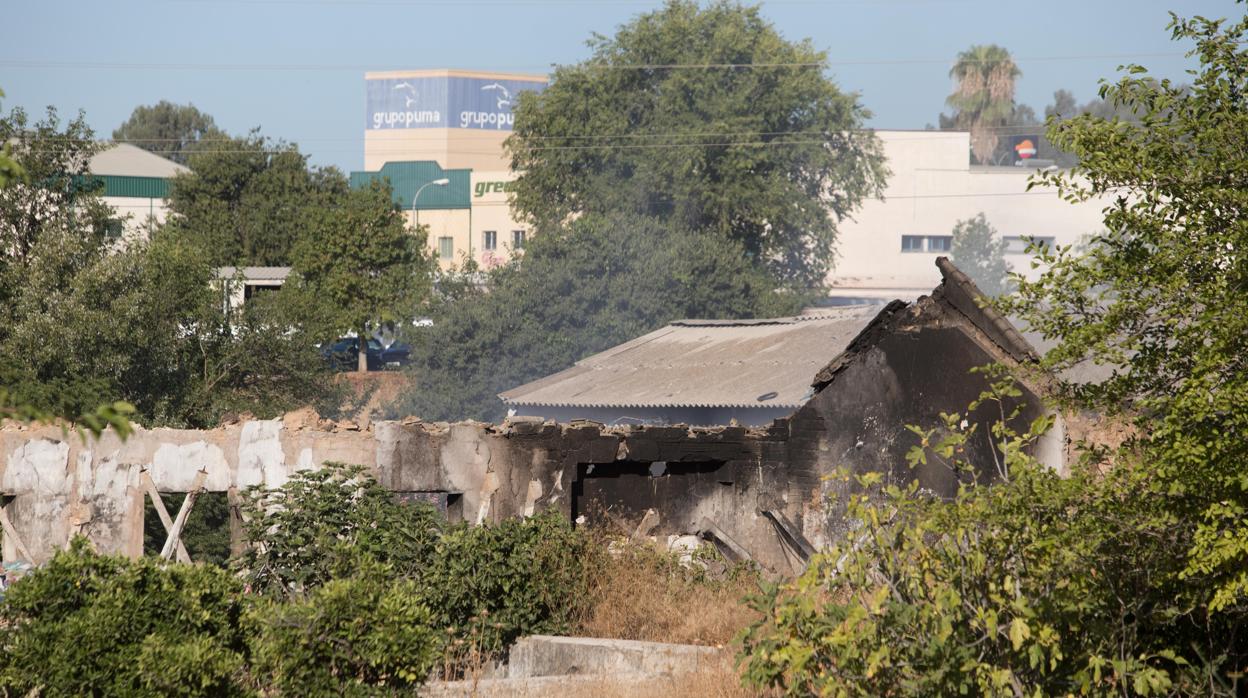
[91, 175, 171, 199]
[499, 306, 885, 409]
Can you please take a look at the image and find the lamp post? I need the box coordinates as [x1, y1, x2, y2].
[412, 178, 450, 228]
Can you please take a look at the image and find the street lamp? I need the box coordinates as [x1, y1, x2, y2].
[412, 178, 450, 227]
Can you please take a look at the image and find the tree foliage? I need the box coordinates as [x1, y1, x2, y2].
[950, 213, 1012, 297]
[0, 89, 22, 187]
[112, 101, 227, 166]
[0, 106, 336, 428]
[248, 569, 442, 696]
[1001, 8, 1248, 611]
[396, 213, 799, 421]
[507, 0, 886, 291]
[165, 132, 346, 267]
[285, 180, 433, 372]
[0, 539, 251, 697]
[237, 463, 444, 598]
[740, 372, 1245, 696]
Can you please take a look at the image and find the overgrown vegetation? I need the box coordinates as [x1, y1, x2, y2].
[0, 463, 598, 694]
[741, 9, 1248, 695]
[0, 95, 433, 427]
[575, 535, 761, 647]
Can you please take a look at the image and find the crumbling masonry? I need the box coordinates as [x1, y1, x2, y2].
[0, 259, 1070, 575]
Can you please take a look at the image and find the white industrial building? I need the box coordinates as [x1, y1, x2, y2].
[88, 143, 189, 241]
[826, 130, 1110, 303]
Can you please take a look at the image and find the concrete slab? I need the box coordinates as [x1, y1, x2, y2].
[507, 635, 723, 679]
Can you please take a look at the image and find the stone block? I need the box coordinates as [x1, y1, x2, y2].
[506, 635, 722, 679]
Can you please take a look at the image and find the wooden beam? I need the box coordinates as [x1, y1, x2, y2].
[0, 499, 36, 563]
[159, 470, 207, 562]
[226, 487, 245, 559]
[141, 471, 191, 564]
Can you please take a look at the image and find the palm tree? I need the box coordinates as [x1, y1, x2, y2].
[946, 45, 1020, 165]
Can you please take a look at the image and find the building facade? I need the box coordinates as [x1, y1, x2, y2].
[353, 69, 546, 270]
[826, 130, 1111, 302]
[88, 143, 189, 241]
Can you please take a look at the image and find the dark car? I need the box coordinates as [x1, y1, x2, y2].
[321, 337, 411, 372]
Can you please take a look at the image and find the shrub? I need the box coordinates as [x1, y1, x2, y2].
[237, 463, 595, 672]
[738, 376, 1247, 696]
[425, 510, 594, 663]
[248, 564, 442, 696]
[237, 462, 443, 597]
[0, 539, 250, 696]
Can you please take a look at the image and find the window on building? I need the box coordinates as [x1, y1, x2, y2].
[512, 230, 527, 250]
[103, 219, 125, 240]
[438, 236, 454, 261]
[483, 230, 497, 251]
[1003, 235, 1056, 254]
[926, 236, 953, 253]
[901, 235, 925, 253]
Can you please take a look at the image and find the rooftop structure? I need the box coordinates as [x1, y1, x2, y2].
[500, 307, 883, 426]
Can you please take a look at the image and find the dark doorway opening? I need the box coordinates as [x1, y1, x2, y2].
[571, 460, 729, 534]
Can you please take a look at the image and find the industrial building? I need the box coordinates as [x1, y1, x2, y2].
[88, 143, 189, 241]
[352, 69, 547, 270]
[825, 129, 1111, 303]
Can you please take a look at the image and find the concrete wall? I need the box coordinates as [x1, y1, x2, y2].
[0, 416, 810, 574]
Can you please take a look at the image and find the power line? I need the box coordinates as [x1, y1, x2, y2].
[0, 52, 1185, 72]
[24, 128, 1103, 156]
[56, 122, 1095, 146]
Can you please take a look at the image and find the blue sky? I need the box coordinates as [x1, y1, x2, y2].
[4, 0, 1240, 172]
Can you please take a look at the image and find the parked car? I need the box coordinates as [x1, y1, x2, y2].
[321, 337, 411, 372]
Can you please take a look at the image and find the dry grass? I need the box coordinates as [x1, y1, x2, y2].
[573, 537, 763, 647]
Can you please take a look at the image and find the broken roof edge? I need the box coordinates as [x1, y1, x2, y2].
[933, 256, 1039, 363]
[808, 299, 910, 392]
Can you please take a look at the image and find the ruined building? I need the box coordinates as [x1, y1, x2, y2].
[0, 259, 1062, 575]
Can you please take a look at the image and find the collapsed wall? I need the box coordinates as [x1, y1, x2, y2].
[0, 260, 1082, 575]
[0, 411, 816, 574]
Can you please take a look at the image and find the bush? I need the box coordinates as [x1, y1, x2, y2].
[425, 510, 594, 663]
[738, 376, 1246, 697]
[0, 467, 602, 694]
[249, 565, 442, 696]
[237, 463, 594, 671]
[237, 462, 443, 597]
[0, 539, 250, 696]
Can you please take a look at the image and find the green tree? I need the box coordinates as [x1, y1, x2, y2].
[945, 44, 1022, 165]
[0, 105, 334, 428]
[507, 0, 887, 291]
[1002, 9, 1248, 610]
[112, 101, 226, 166]
[0, 89, 22, 187]
[165, 132, 346, 267]
[286, 180, 432, 373]
[950, 213, 1011, 297]
[396, 213, 798, 421]
[741, 372, 1244, 695]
